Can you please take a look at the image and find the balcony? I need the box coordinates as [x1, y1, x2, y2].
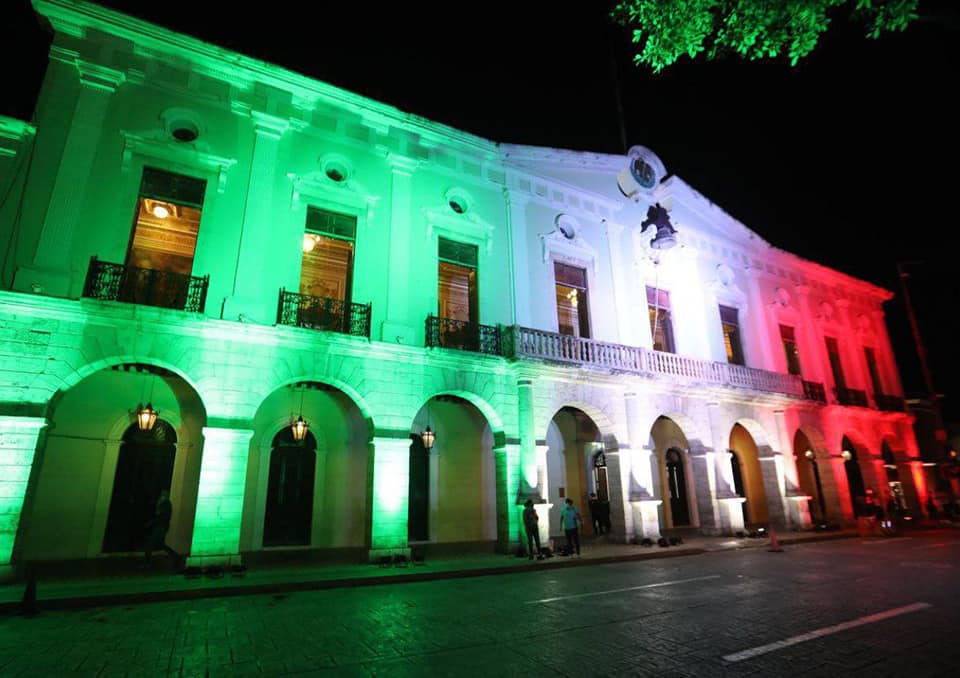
[509, 326, 804, 398]
[875, 393, 906, 412]
[82, 257, 209, 312]
[426, 315, 503, 356]
[802, 380, 828, 404]
[835, 387, 869, 408]
[276, 289, 371, 338]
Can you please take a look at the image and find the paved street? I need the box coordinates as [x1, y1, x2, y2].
[2, 532, 958, 677]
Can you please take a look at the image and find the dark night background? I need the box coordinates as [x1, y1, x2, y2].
[2, 1, 957, 425]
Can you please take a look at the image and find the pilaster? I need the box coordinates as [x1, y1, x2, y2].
[0, 415, 47, 580]
[367, 435, 411, 560]
[187, 425, 255, 568]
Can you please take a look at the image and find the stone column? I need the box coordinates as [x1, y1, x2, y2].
[516, 378, 539, 498]
[504, 190, 530, 326]
[0, 415, 47, 579]
[381, 154, 419, 344]
[773, 409, 808, 528]
[367, 436, 411, 561]
[494, 443, 521, 553]
[27, 60, 125, 296]
[223, 112, 289, 323]
[623, 392, 660, 539]
[188, 426, 255, 568]
[534, 443, 551, 542]
[872, 309, 904, 397]
[688, 447, 724, 534]
[757, 451, 788, 529]
[705, 402, 741, 533]
[602, 444, 630, 543]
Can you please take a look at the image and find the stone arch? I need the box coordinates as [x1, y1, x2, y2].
[242, 380, 371, 553]
[543, 401, 620, 451]
[649, 413, 704, 532]
[270, 374, 375, 440]
[795, 424, 830, 460]
[20, 360, 207, 564]
[729, 418, 779, 528]
[419, 389, 505, 446]
[793, 425, 841, 525]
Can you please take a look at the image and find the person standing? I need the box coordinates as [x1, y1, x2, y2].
[523, 499, 543, 560]
[145, 488, 183, 570]
[587, 493, 603, 535]
[560, 498, 582, 557]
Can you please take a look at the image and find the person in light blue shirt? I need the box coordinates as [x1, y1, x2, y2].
[559, 498, 582, 556]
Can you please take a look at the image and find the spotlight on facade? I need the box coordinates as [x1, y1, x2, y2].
[841, 450, 853, 461]
[135, 402, 159, 431]
[804, 450, 815, 459]
[302, 234, 318, 253]
[421, 425, 435, 450]
[291, 415, 309, 442]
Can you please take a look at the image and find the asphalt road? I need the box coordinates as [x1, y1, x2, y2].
[2, 531, 958, 677]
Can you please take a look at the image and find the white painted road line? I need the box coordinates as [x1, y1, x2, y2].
[526, 575, 721, 604]
[722, 602, 932, 663]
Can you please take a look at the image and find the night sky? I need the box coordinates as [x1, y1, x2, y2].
[3, 1, 957, 421]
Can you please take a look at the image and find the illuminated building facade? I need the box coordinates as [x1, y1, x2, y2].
[0, 0, 922, 576]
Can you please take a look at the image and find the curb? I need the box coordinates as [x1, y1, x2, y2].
[0, 530, 870, 614]
[0, 547, 707, 614]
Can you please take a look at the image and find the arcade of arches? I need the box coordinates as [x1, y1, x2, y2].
[3, 367, 923, 573]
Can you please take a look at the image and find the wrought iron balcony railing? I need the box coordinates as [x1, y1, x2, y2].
[508, 326, 804, 398]
[276, 289, 371, 338]
[82, 256, 209, 312]
[835, 387, 869, 408]
[425, 315, 503, 356]
[875, 393, 906, 412]
[802, 380, 828, 404]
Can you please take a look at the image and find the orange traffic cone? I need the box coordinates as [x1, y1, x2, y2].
[768, 527, 784, 553]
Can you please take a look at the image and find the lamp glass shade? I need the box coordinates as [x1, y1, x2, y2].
[421, 426, 435, 450]
[136, 403, 159, 431]
[291, 415, 309, 442]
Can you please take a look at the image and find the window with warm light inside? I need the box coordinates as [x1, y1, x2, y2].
[300, 207, 356, 302]
[555, 262, 590, 338]
[646, 286, 674, 352]
[437, 238, 478, 324]
[719, 305, 744, 365]
[126, 167, 205, 275]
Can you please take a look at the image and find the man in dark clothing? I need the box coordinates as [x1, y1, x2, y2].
[588, 493, 604, 535]
[145, 488, 183, 569]
[522, 499, 542, 559]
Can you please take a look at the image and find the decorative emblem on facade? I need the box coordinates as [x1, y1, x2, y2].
[616, 145, 666, 198]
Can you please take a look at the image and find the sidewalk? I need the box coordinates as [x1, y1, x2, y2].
[0, 529, 859, 614]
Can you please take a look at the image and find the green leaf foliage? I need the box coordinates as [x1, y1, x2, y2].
[611, 0, 919, 72]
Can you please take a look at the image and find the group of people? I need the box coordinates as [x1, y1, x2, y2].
[522, 492, 612, 560]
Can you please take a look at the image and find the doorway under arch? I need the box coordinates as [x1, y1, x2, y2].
[546, 407, 603, 539]
[729, 423, 769, 527]
[102, 420, 177, 553]
[843, 436, 868, 516]
[409, 394, 497, 546]
[649, 416, 699, 531]
[794, 430, 827, 523]
[263, 427, 318, 547]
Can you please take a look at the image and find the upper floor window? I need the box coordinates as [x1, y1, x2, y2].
[646, 286, 674, 353]
[300, 207, 357, 302]
[825, 336, 846, 389]
[864, 347, 884, 396]
[126, 167, 206, 275]
[555, 262, 590, 338]
[719, 305, 744, 365]
[779, 324, 802, 376]
[438, 237, 478, 324]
